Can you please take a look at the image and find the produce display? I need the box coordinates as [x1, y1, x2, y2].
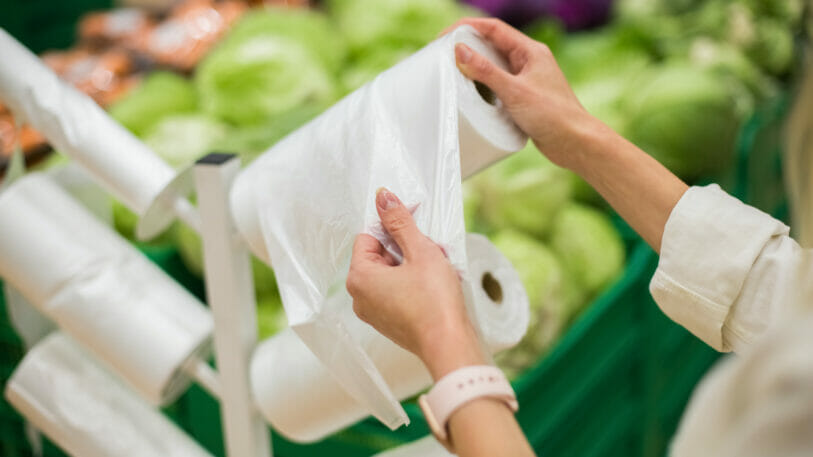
[4, 0, 805, 381]
[466, 143, 625, 378]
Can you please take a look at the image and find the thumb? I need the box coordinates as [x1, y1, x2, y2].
[376, 188, 423, 260]
[455, 43, 514, 102]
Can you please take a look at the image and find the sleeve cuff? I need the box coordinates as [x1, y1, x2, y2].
[649, 185, 789, 352]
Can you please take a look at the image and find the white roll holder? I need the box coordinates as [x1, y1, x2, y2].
[195, 153, 271, 457]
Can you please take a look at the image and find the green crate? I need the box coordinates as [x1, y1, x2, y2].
[0, 283, 27, 457]
[734, 94, 791, 219]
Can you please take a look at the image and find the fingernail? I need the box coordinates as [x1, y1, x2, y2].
[455, 43, 472, 64]
[376, 187, 399, 210]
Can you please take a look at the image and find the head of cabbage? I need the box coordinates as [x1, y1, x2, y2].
[550, 203, 625, 297]
[195, 9, 343, 126]
[478, 143, 574, 238]
[619, 63, 746, 179]
[491, 229, 568, 377]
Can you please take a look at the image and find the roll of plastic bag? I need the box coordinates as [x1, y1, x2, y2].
[0, 29, 187, 238]
[231, 25, 527, 430]
[0, 173, 213, 405]
[5, 332, 213, 457]
[374, 436, 454, 457]
[250, 234, 528, 442]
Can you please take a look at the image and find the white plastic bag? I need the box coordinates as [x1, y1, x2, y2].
[231, 25, 526, 429]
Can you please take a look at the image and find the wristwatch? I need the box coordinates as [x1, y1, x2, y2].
[418, 365, 518, 452]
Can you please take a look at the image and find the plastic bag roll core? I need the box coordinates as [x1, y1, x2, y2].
[0, 173, 213, 405]
[231, 25, 527, 430]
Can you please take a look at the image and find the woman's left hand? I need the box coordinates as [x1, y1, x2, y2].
[346, 188, 486, 380]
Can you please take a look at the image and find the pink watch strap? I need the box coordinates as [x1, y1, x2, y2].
[419, 365, 518, 451]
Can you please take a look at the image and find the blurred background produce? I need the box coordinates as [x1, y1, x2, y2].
[0, 0, 806, 380]
[0, 0, 807, 455]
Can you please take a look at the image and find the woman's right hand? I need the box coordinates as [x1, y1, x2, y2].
[449, 18, 609, 171]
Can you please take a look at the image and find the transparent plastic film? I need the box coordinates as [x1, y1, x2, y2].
[232, 26, 527, 430]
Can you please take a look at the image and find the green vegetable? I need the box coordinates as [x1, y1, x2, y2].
[491, 229, 567, 378]
[619, 63, 744, 178]
[176, 222, 278, 297]
[550, 203, 625, 295]
[257, 294, 288, 339]
[212, 103, 328, 162]
[462, 181, 483, 233]
[328, 0, 472, 56]
[745, 17, 795, 75]
[143, 114, 231, 169]
[479, 143, 573, 238]
[196, 9, 340, 126]
[688, 38, 777, 105]
[339, 46, 411, 92]
[524, 19, 565, 53]
[556, 25, 651, 132]
[110, 201, 174, 243]
[555, 25, 652, 85]
[330, 0, 474, 92]
[223, 9, 346, 72]
[109, 72, 198, 137]
[492, 229, 566, 311]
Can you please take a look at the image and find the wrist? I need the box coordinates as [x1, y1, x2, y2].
[557, 114, 621, 176]
[419, 320, 487, 382]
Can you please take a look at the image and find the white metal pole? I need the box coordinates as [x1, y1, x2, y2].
[194, 153, 272, 457]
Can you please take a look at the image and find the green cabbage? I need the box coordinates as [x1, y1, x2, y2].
[211, 103, 328, 162]
[556, 25, 652, 133]
[329, 0, 474, 92]
[222, 9, 346, 72]
[143, 114, 231, 169]
[479, 143, 573, 238]
[111, 200, 139, 241]
[550, 203, 625, 295]
[196, 9, 341, 126]
[745, 18, 795, 76]
[491, 229, 567, 378]
[176, 222, 278, 297]
[257, 294, 288, 339]
[109, 72, 198, 137]
[339, 46, 412, 92]
[327, 0, 472, 56]
[491, 229, 566, 311]
[555, 25, 652, 85]
[619, 63, 744, 179]
[688, 38, 777, 105]
[462, 181, 483, 233]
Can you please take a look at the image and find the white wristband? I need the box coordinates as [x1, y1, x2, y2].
[418, 365, 518, 452]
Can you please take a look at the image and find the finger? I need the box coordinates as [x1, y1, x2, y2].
[376, 187, 424, 260]
[455, 43, 515, 98]
[351, 234, 389, 266]
[444, 18, 528, 65]
[381, 248, 399, 267]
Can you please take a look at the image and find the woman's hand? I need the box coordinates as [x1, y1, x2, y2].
[449, 17, 688, 252]
[348, 193, 535, 456]
[448, 17, 607, 171]
[347, 188, 486, 381]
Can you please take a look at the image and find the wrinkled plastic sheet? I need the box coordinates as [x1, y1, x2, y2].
[5, 333, 213, 457]
[232, 25, 526, 429]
